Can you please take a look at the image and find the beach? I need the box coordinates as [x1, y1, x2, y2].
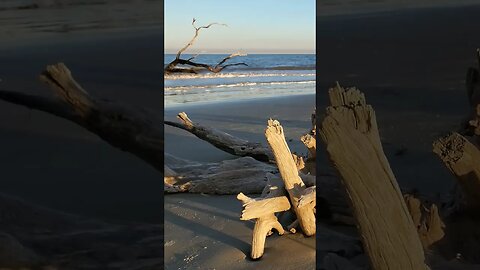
[1, 0, 480, 268]
[0, 1, 163, 268]
[164, 94, 317, 269]
[165, 2, 480, 269]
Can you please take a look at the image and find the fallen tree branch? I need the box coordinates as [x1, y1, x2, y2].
[165, 112, 274, 162]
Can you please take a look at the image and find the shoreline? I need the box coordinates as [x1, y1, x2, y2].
[165, 92, 315, 110]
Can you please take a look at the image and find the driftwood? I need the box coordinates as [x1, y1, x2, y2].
[429, 52, 480, 264]
[299, 110, 317, 175]
[404, 194, 445, 249]
[164, 154, 277, 194]
[0, 63, 164, 173]
[433, 133, 480, 212]
[237, 176, 290, 259]
[164, 19, 247, 74]
[165, 112, 273, 162]
[433, 48, 480, 214]
[265, 119, 316, 236]
[235, 118, 317, 260]
[320, 84, 429, 270]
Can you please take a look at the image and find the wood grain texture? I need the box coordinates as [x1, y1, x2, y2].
[320, 84, 429, 270]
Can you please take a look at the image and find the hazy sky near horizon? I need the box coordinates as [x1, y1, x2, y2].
[165, 0, 315, 54]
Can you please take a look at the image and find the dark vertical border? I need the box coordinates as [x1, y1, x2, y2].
[315, 0, 321, 269]
[160, 0, 165, 266]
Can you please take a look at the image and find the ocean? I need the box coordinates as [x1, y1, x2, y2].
[164, 54, 315, 107]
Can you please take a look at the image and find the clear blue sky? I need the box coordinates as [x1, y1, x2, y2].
[165, 0, 315, 54]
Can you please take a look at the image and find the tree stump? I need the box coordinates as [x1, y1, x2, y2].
[320, 84, 429, 270]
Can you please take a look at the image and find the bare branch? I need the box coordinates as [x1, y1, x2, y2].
[215, 52, 247, 68]
[175, 20, 227, 60]
[165, 19, 246, 74]
[187, 54, 199, 61]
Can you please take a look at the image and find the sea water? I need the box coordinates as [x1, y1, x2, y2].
[164, 54, 315, 107]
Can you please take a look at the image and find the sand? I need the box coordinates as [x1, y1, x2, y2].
[164, 95, 317, 270]
[0, 27, 163, 223]
[0, 15, 163, 267]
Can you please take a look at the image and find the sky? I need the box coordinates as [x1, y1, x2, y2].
[164, 0, 315, 54]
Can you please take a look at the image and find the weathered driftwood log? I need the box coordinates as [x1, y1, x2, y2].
[237, 176, 290, 259]
[320, 84, 429, 270]
[404, 194, 445, 249]
[165, 112, 273, 162]
[265, 119, 316, 236]
[433, 132, 480, 211]
[0, 63, 164, 173]
[164, 19, 247, 74]
[164, 154, 277, 194]
[164, 154, 348, 221]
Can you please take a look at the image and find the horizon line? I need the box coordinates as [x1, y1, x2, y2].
[164, 51, 316, 55]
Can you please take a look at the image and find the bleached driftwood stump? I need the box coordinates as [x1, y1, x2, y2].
[320, 84, 430, 270]
[265, 119, 316, 236]
[236, 118, 317, 260]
